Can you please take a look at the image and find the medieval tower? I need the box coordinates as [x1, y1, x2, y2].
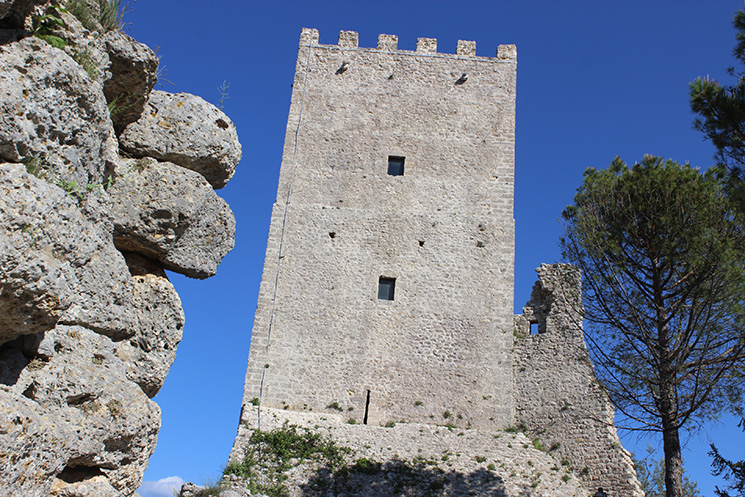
[232, 28, 642, 497]
[240, 28, 516, 429]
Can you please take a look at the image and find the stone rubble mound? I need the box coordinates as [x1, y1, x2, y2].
[0, 1, 242, 495]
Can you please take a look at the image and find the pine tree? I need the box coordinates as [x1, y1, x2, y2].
[690, 7, 745, 210]
[562, 155, 745, 497]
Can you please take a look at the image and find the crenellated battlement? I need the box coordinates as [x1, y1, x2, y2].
[299, 27, 516, 60]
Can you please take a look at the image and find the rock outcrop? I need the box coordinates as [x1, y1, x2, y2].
[120, 90, 241, 189]
[109, 158, 235, 279]
[0, 1, 241, 495]
[0, 36, 118, 186]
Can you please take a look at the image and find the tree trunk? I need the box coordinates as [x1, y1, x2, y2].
[661, 382, 684, 497]
[653, 260, 684, 497]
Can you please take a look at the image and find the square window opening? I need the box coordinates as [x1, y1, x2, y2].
[378, 277, 396, 300]
[388, 156, 405, 176]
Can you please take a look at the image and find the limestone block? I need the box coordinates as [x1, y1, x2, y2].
[514, 264, 643, 497]
[102, 30, 159, 134]
[116, 253, 184, 398]
[377, 34, 397, 51]
[1, 325, 160, 495]
[0, 385, 73, 497]
[0, 37, 118, 186]
[109, 158, 236, 279]
[0, 163, 137, 344]
[50, 476, 125, 497]
[46, 10, 112, 86]
[8, 325, 160, 494]
[119, 91, 242, 189]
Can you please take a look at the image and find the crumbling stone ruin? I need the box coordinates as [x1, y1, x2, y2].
[514, 264, 642, 496]
[226, 29, 643, 497]
[0, 1, 241, 495]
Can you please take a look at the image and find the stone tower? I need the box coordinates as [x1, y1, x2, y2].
[239, 28, 517, 430]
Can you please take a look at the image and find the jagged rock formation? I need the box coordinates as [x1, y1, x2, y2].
[0, 1, 242, 495]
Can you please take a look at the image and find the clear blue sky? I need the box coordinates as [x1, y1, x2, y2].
[127, 1, 745, 495]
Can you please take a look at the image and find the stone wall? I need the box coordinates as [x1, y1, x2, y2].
[238, 28, 517, 434]
[514, 264, 643, 497]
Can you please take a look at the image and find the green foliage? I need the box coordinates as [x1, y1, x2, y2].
[24, 154, 107, 198]
[690, 6, 745, 211]
[107, 93, 136, 118]
[352, 457, 380, 475]
[224, 424, 350, 497]
[691, 15, 745, 495]
[249, 397, 260, 406]
[633, 449, 701, 497]
[24, 154, 53, 180]
[563, 155, 745, 497]
[32, 5, 68, 48]
[326, 401, 343, 412]
[693, 10, 745, 489]
[710, 415, 745, 497]
[532, 438, 545, 451]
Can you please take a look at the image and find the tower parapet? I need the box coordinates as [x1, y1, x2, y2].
[299, 27, 517, 60]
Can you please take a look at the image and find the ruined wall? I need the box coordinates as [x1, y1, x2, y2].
[239, 28, 517, 433]
[514, 264, 643, 497]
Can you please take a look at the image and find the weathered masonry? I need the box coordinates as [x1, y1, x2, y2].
[233, 28, 642, 497]
[239, 28, 517, 430]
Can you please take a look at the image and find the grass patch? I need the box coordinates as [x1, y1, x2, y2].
[67, 0, 128, 32]
[72, 46, 103, 79]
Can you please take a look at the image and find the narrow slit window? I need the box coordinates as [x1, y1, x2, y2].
[363, 390, 371, 425]
[378, 277, 396, 300]
[387, 156, 405, 176]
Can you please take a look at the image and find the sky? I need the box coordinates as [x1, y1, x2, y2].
[124, 1, 745, 495]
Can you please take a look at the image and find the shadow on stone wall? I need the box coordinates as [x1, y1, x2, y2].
[300, 460, 513, 497]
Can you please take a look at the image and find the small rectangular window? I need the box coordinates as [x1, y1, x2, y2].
[387, 156, 405, 176]
[378, 277, 396, 300]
